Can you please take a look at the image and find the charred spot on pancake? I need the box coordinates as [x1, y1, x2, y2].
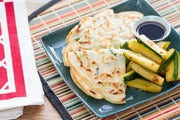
[110, 57, 114, 60]
[116, 70, 120, 74]
[106, 73, 112, 77]
[77, 47, 82, 51]
[76, 25, 81, 32]
[80, 63, 83, 67]
[97, 81, 103, 84]
[90, 90, 96, 95]
[112, 68, 117, 75]
[118, 89, 123, 94]
[79, 41, 90, 44]
[92, 61, 96, 64]
[74, 52, 84, 67]
[85, 68, 91, 72]
[82, 50, 88, 58]
[113, 83, 119, 89]
[112, 92, 119, 95]
[109, 89, 114, 94]
[121, 97, 126, 102]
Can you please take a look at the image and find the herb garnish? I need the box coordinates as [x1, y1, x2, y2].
[95, 67, 99, 75]
[75, 37, 80, 41]
[109, 49, 117, 56]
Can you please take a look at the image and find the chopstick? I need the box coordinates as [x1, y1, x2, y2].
[28, 0, 60, 22]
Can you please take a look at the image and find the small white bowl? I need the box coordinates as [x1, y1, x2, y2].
[133, 15, 171, 41]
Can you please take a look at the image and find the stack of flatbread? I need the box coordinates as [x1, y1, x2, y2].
[63, 9, 143, 104]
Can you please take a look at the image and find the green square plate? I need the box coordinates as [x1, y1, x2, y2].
[41, 0, 180, 118]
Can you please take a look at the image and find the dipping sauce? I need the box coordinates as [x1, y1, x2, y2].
[137, 22, 166, 40]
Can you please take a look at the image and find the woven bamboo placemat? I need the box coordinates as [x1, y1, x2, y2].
[29, 0, 180, 119]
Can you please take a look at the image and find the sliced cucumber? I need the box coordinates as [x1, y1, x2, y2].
[126, 58, 130, 65]
[166, 58, 175, 82]
[166, 51, 178, 82]
[128, 41, 162, 64]
[173, 52, 178, 79]
[122, 41, 130, 50]
[157, 41, 171, 50]
[123, 50, 160, 72]
[130, 62, 164, 86]
[158, 48, 176, 72]
[122, 70, 139, 82]
[122, 39, 137, 50]
[137, 35, 167, 57]
[126, 78, 162, 93]
[126, 62, 132, 72]
[177, 52, 180, 80]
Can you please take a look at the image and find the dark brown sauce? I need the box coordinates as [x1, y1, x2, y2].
[137, 22, 166, 40]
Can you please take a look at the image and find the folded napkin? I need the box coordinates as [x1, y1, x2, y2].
[0, 107, 23, 120]
[0, 0, 44, 119]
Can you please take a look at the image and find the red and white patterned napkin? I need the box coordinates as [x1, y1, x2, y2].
[0, 0, 44, 119]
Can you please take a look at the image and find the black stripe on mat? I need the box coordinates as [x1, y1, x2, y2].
[38, 72, 73, 120]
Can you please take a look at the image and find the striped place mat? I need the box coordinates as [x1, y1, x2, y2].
[29, 0, 180, 119]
